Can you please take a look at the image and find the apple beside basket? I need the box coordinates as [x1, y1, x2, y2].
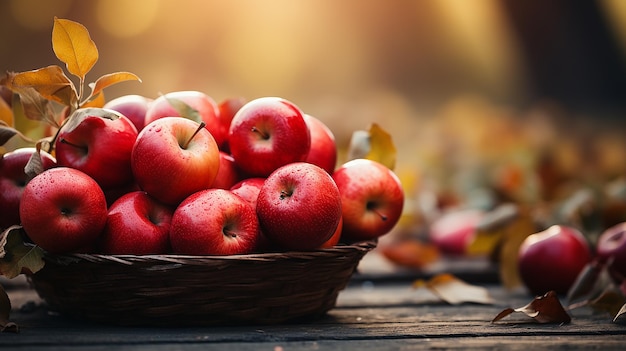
[27, 240, 377, 326]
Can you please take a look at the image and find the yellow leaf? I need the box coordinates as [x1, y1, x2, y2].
[367, 123, 396, 170]
[89, 72, 141, 99]
[0, 96, 12, 127]
[5, 66, 77, 107]
[52, 17, 98, 80]
[497, 207, 536, 290]
[81, 92, 105, 108]
[347, 123, 397, 170]
[412, 273, 494, 305]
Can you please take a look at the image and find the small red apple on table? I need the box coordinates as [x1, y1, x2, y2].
[103, 94, 153, 132]
[256, 162, 342, 251]
[144, 90, 226, 149]
[428, 209, 485, 256]
[54, 108, 138, 190]
[332, 159, 404, 241]
[99, 191, 174, 255]
[131, 116, 220, 206]
[19, 167, 108, 254]
[0, 147, 56, 230]
[518, 224, 592, 295]
[228, 97, 311, 177]
[596, 222, 626, 281]
[170, 188, 259, 255]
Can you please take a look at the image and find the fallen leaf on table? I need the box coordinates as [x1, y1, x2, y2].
[412, 273, 494, 305]
[588, 288, 626, 318]
[0, 284, 18, 333]
[0, 225, 45, 278]
[614, 303, 626, 324]
[492, 290, 571, 324]
[380, 240, 439, 269]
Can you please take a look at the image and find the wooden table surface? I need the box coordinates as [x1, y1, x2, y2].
[1, 254, 625, 351]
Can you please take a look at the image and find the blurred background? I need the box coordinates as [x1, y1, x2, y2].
[2, 0, 626, 256]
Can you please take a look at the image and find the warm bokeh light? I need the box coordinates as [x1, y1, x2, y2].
[9, 0, 73, 30]
[95, 0, 160, 38]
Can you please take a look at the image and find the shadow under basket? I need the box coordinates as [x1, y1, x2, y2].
[27, 240, 376, 327]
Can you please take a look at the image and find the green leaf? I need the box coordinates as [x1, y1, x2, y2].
[164, 96, 202, 123]
[0, 226, 45, 279]
[52, 17, 98, 80]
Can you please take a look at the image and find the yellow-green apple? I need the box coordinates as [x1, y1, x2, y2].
[144, 90, 226, 148]
[170, 188, 259, 255]
[99, 191, 173, 254]
[228, 97, 311, 177]
[256, 162, 342, 250]
[230, 177, 265, 206]
[131, 117, 220, 205]
[216, 97, 246, 152]
[210, 151, 243, 190]
[0, 148, 56, 230]
[518, 225, 592, 295]
[332, 159, 404, 241]
[428, 209, 485, 256]
[19, 167, 108, 253]
[320, 216, 343, 249]
[596, 222, 626, 280]
[103, 94, 153, 132]
[54, 108, 138, 189]
[303, 114, 337, 174]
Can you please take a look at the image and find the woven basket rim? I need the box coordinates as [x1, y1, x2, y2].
[39, 239, 378, 266]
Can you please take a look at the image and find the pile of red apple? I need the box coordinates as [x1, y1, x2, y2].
[1, 92, 405, 256]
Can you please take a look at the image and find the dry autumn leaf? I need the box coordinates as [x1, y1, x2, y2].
[0, 226, 45, 279]
[347, 123, 397, 170]
[0, 284, 18, 333]
[380, 240, 440, 269]
[492, 290, 571, 324]
[412, 273, 494, 305]
[52, 17, 98, 81]
[0, 95, 12, 127]
[4, 66, 77, 108]
[89, 72, 141, 99]
[614, 303, 626, 324]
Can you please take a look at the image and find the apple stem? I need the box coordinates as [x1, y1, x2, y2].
[372, 209, 388, 221]
[223, 230, 237, 238]
[251, 126, 269, 140]
[182, 121, 206, 149]
[280, 190, 292, 200]
[59, 138, 88, 153]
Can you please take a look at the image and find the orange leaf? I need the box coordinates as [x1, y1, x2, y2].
[347, 123, 397, 170]
[380, 240, 439, 269]
[0, 95, 13, 127]
[5, 66, 77, 107]
[88, 72, 141, 99]
[81, 92, 106, 108]
[492, 290, 571, 324]
[52, 17, 98, 80]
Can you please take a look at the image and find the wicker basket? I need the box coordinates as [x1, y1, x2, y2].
[27, 240, 376, 326]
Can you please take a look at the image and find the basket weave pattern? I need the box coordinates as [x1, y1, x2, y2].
[28, 240, 376, 326]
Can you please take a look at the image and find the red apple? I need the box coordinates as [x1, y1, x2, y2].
[596, 222, 626, 280]
[332, 159, 404, 241]
[230, 177, 265, 206]
[320, 216, 343, 249]
[19, 167, 108, 254]
[210, 152, 242, 190]
[103, 94, 153, 132]
[54, 108, 138, 189]
[518, 224, 592, 295]
[170, 188, 259, 255]
[216, 97, 247, 152]
[256, 162, 342, 250]
[228, 97, 310, 177]
[0, 148, 56, 230]
[144, 91, 226, 148]
[428, 209, 485, 256]
[131, 117, 220, 205]
[99, 191, 173, 255]
[304, 114, 337, 174]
